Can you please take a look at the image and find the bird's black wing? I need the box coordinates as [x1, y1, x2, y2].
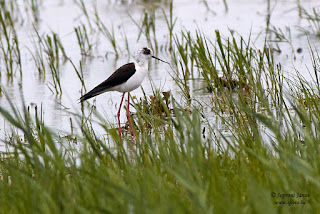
[80, 63, 136, 102]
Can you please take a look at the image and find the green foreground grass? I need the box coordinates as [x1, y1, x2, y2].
[0, 30, 320, 214]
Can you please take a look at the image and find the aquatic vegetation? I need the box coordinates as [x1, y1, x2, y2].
[162, 1, 177, 52]
[0, 7, 22, 78]
[1, 53, 320, 211]
[94, 12, 119, 58]
[44, 33, 66, 94]
[298, 7, 320, 37]
[28, 33, 46, 76]
[69, 59, 86, 93]
[267, 26, 296, 59]
[74, 0, 93, 31]
[130, 10, 158, 54]
[75, 24, 93, 56]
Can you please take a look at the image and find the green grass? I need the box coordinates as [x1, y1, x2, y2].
[130, 10, 159, 54]
[1, 30, 320, 213]
[75, 24, 93, 57]
[298, 7, 320, 37]
[0, 6, 22, 78]
[94, 8, 119, 58]
[33, 29, 67, 94]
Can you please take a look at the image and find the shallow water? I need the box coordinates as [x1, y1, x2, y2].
[0, 0, 320, 140]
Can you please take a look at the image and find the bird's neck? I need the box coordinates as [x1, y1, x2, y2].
[134, 61, 149, 77]
[135, 60, 148, 69]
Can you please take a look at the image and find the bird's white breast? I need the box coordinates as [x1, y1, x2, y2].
[112, 62, 148, 92]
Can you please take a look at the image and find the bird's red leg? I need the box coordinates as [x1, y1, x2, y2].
[118, 92, 126, 137]
[127, 93, 136, 143]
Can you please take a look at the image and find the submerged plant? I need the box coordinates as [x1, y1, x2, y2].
[298, 7, 320, 37]
[74, 0, 93, 31]
[130, 10, 158, 54]
[33, 28, 67, 94]
[267, 26, 296, 59]
[0, 8, 22, 78]
[162, 1, 177, 52]
[28, 35, 46, 76]
[75, 24, 93, 56]
[69, 58, 86, 93]
[94, 11, 119, 58]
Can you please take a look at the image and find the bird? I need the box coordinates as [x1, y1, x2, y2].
[80, 47, 168, 142]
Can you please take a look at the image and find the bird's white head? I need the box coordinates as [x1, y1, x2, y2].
[136, 47, 153, 64]
[136, 47, 169, 66]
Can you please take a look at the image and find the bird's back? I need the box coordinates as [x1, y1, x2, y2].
[80, 62, 136, 102]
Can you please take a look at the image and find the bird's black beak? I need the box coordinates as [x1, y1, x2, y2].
[152, 56, 169, 64]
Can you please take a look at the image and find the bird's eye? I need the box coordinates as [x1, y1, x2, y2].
[143, 48, 151, 55]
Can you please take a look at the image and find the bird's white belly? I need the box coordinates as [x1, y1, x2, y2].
[112, 68, 147, 92]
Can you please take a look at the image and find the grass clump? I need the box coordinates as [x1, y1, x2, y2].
[31, 28, 67, 94]
[298, 7, 320, 37]
[0, 7, 22, 78]
[75, 24, 93, 57]
[130, 10, 158, 54]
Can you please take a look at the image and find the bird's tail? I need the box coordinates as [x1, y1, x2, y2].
[79, 85, 109, 102]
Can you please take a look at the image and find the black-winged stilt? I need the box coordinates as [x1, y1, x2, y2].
[80, 47, 168, 142]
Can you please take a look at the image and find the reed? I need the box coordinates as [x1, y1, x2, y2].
[0, 7, 22, 78]
[94, 10, 119, 58]
[69, 58, 86, 93]
[298, 7, 320, 37]
[75, 24, 93, 57]
[267, 26, 296, 59]
[162, 1, 177, 52]
[28, 34, 46, 76]
[74, 0, 93, 31]
[33, 28, 67, 94]
[130, 10, 158, 54]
